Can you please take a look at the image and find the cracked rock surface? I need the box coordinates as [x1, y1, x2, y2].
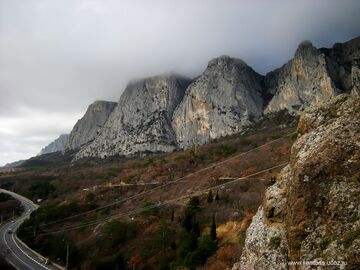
[234, 94, 360, 270]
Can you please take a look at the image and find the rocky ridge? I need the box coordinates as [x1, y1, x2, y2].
[38, 37, 359, 160]
[264, 41, 339, 114]
[66, 100, 117, 150]
[75, 74, 191, 159]
[39, 134, 69, 155]
[233, 94, 360, 270]
[172, 55, 265, 149]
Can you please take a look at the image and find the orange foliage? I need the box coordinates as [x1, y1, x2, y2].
[128, 254, 143, 268]
[279, 144, 290, 155]
[241, 166, 257, 177]
[216, 245, 240, 264]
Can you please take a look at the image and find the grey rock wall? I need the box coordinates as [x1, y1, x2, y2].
[66, 100, 117, 150]
[75, 73, 191, 159]
[39, 134, 69, 155]
[172, 56, 265, 149]
[264, 41, 339, 115]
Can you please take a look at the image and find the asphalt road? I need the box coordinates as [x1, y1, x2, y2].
[0, 189, 60, 270]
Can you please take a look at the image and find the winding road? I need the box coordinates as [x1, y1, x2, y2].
[0, 189, 62, 270]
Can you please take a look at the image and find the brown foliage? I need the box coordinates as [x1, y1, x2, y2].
[241, 166, 257, 177]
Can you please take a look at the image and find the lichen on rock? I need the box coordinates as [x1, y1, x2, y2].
[234, 94, 360, 270]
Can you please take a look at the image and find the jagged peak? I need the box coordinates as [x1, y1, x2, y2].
[126, 72, 192, 88]
[207, 55, 249, 70]
[90, 100, 117, 106]
[294, 40, 320, 59]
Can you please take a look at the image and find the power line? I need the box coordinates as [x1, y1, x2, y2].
[25, 131, 296, 229]
[22, 162, 288, 236]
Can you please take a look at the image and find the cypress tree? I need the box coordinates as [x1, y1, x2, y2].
[215, 190, 220, 201]
[207, 190, 213, 203]
[210, 214, 217, 241]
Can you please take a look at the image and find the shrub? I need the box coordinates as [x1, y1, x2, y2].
[344, 230, 360, 249]
[269, 236, 281, 249]
[215, 145, 237, 157]
[184, 235, 217, 268]
[154, 219, 175, 250]
[319, 236, 335, 251]
[140, 201, 159, 216]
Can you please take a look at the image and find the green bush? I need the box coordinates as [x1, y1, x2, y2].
[140, 201, 159, 216]
[215, 145, 237, 156]
[319, 236, 335, 251]
[184, 235, 217, 268]
[102, 219, 137, 246]
[269, 236, 281, 249]
[28, 180, 55, 199]
[344, 230, 360, 248]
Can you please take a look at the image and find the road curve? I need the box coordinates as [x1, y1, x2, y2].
[0, 189, 62, 270]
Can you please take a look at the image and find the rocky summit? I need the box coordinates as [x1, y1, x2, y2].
[66, 100, 117, 150]
[264, 41, 339, 114]
[265, 37, 360, 115]
[233, 94, 360, 270]
[172, 55, 265, 149]
[75, 73, 191, 159]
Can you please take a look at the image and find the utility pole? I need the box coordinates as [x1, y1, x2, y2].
[65, 244, 69, 270]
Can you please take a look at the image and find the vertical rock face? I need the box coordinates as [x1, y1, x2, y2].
[39, 134, 69, 155]
[264, 41, 339, 115]
[172, 56, 265, 149]
[234, 94, 360, 270]
[75, 74, 191, 159]
[66, 101, 117, 150]
[321, 37, 360, 95]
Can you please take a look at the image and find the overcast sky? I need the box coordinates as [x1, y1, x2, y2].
[0, 0, 360, 166]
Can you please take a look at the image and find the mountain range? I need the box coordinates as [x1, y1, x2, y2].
[37, 37, 359, 161]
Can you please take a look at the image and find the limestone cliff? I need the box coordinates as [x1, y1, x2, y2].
[66, 100, 117, 150]
[264, 41, 339, 115]
[39, 134, 69, 155]
[75, 74, 191, 159]
[233, 94, 360, 270]
[320, 37, 360, 96]
[172, 56, 265, 149]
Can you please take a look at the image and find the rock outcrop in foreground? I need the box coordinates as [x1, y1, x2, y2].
[172, 56, 265, 149]
[66, 100, 117, 150]
[39, 134, 69, 155]
[75, 74, 191, 159]
[234, 94, 360, 270]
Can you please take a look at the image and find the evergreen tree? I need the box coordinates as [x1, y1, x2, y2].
[215, 190, 220, 201]
[210, 214, 217, 241]
[207, 190, 213, 203]
[155, 219, 173, 250]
